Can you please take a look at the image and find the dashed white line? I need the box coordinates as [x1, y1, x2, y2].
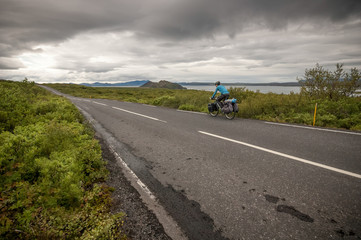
[112, 107, 167, 123]
[198, 131, 361, 179]
[265, 122, 361, 136]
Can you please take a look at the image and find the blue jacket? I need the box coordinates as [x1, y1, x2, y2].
[212, 85, 229, 98]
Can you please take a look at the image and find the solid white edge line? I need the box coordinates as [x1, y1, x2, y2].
[265, 122, 361, 136]
[110, 147, 156, 200]
[177, 110, 207, 115]
[198, 131, 361, 179]
[93, 101, 108, 106]
[112, 106, 167, 123]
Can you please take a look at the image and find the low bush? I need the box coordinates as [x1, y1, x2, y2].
[0, 80, 125, 239]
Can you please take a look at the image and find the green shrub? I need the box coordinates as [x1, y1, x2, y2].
[299, 63, 361, 100]
[0, 80, 124, 239]
[152, 95, 175, 106]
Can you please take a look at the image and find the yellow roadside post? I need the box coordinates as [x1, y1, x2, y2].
[313, 103, 318, 126]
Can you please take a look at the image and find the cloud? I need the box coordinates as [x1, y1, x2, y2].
[132, 0, 361, 40]
[0, 57, 25, 69]
[2, 0, 360, 48]
[0, 0, 360, 82]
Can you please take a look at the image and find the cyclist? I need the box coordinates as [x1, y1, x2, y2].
[211, 81, 229, 103]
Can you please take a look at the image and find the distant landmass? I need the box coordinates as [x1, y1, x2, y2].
[178, 81, 301, 86]
[80, 80, 149, 87]
[79, 80, 302, 88]
[140, 80, 186, 89]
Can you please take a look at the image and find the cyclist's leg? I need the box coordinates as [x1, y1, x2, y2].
[217, 94, 229, 107]
[216, 94, 224, 102]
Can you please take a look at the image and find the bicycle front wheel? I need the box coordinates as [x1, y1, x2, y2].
[225, 111, 236, 120]
[209, 109, 219, 117]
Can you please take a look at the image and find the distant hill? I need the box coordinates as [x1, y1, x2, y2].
[178, 81, 301, 86]
[140, 80, 186, 89]
[80, 80, 149, 87]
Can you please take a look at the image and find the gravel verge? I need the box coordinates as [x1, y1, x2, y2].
[97, 136, 172, 240]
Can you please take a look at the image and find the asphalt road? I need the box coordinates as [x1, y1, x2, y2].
[42, 86, 361, 239]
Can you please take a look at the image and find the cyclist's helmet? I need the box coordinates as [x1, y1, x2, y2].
[215, 81, 220, 86]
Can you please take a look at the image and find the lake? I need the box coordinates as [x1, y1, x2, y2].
[181, 85, 301, 94]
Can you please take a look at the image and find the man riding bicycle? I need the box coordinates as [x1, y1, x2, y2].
[209, 81, 237, 119]
[211, 81, 229, 103]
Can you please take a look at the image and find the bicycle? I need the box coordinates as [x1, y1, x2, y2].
[208, 98, 238, 120]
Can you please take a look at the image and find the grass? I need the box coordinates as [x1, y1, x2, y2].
[45, 83, 361, 131]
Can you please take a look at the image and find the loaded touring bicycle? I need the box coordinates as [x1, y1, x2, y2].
[208, 98, 238, 120]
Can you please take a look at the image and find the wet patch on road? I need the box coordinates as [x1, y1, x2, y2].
[264, 194, 280, 204]
[335, 229, 356, 238]
[276, 205, 314, 223]
[263, 193, 314, 223]
[160, 185, 229, 240]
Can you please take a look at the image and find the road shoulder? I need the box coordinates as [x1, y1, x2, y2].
[97, 135, 171, 239]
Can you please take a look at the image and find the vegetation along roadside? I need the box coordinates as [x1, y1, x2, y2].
[0, 80, 127, 239]
[0, 63, 359, 238]
[45, 64, 361, 131]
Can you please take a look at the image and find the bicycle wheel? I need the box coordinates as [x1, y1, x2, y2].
[209, 108, 219, 117]
[225, 111, 236, 120]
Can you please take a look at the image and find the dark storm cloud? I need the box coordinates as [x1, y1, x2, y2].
[0, 0, 360, 70]
[0, 0, 141, 61]
[135, 0, 361, 39]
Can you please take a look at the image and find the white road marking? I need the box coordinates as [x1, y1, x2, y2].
[112, 106, 167, 123]
[109, 146, 156, 200]
[177, 110, 207, 115]
[93, 101, 108, 106]
[198, 131, 361, 179]
[265, 122, 361, 136]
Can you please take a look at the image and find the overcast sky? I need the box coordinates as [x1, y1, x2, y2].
[1, 0, 361, 83]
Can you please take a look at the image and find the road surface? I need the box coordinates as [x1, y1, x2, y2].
[42, 86, 361, 239]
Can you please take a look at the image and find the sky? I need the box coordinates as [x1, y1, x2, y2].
[1, 0, 361, 84]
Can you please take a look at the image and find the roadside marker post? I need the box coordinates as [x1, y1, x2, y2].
[313, 103, 317, 126]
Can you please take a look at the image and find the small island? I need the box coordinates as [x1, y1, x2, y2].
[140, 80, 186, 89]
